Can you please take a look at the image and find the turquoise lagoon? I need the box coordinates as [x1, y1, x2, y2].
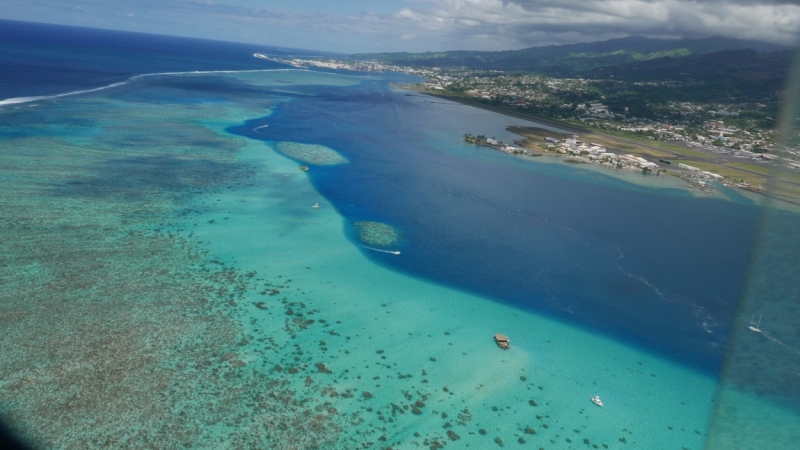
[0, 68, 798, 450]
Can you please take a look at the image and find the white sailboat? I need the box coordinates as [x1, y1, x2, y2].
[748, 315, 762, 333]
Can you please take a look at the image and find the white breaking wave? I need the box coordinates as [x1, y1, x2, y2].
[0, 82, 128, 106]
[0, 68, 308, 107]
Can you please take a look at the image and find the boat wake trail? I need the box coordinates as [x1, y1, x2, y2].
[358, 245, 401, 255]
[253, 125, 269, 132]
[759, 331, 800, 356]
[620, 269, 666, 299]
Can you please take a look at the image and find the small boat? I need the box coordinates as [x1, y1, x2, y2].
[300, 166, 309, 171]
[748, 315, 762, 333]
[312, 203, 320, 209]
[494, 333, 510, 350]
[591, 396, 603, 407]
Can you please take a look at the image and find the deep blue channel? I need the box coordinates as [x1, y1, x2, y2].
[0, 20, 768, 375]
[229, 77, 763, 374]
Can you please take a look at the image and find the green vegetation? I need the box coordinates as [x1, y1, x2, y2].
[463, 133, 488, 144]
[354, 35, 800, 200]
[730, 162, 800, 184]
[585, 49, 790, 118]
[398, 45, 792, 155]
[355, 36, 787, 75]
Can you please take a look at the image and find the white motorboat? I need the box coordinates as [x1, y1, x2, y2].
[312, 203, 320, 209]
[748, 315, 762, 333]
[591, 396, 603, 407]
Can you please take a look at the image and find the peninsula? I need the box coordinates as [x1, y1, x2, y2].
[253, 35, 800, 203]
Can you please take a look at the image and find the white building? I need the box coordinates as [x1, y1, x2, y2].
[700, 171, 724, 181]
[678, 163, 701, 172]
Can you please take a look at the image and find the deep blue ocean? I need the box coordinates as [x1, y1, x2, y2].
[0, 20, 767, 375]
[229, 80, 759, 373]
[0, 19, 338, 99]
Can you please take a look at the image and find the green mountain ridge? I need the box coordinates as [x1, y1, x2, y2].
[580, 48, 793, 118]
[354, 36, 789, 75]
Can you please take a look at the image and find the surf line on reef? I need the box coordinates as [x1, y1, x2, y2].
[357, 244, 401, 255]
[0, 68, 311, 107]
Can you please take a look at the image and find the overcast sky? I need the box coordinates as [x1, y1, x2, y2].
[1, 0, 799, 53]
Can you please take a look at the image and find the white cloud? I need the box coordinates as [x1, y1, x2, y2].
[385, 0, 800, 50]
[1, 0, 797, 52]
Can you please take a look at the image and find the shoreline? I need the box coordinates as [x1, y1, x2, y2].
[400, 85, 800, 207]
[5, 40, 799, 450]
[403, 87, 667, 150]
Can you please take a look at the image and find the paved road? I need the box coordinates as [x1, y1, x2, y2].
[425, 93, 685, 155]
[424, 93, 800, 187]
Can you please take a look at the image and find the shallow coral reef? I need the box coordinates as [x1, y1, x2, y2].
[353, 221, 399, 248]
[275, 142, 348, 166]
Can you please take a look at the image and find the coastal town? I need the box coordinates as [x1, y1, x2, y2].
[463, 130, 737, 192]
[252, 53, 800, 201]
[255, 54, 791, 161]
[254, 54, 387, 72]
[411, 70, 791, 164]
